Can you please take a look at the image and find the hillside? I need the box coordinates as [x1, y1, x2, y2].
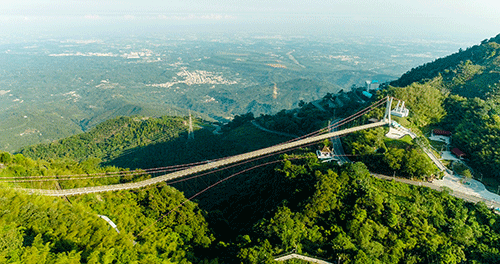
[230, 160, 500, 263]
[1, 86, 500, 263]
[0, 182, 213, 263]
[18, 116, 191, 164]
[386, 33, 500, 185]
[2, 151, 500, 263]
[18, 114, 293, 171]
[391, 33, 500, 97]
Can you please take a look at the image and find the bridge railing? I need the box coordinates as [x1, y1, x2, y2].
[17, 121, 388, 196]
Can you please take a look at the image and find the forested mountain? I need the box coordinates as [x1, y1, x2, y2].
[18, 116, 191, 164]
[391, 33, 500, 96]
[386, 33, 500, 186]
[231, 160, 500, 263]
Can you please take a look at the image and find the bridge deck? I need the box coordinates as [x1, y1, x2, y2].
[18, 121, 387, 196]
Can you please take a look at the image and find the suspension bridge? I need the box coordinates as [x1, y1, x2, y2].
[12, 97, 397, 196]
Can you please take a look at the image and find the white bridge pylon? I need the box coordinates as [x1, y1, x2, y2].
[391, 99, 409, 117]
[383, 97, 410, 123]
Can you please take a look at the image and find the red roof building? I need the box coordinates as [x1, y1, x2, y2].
[433, 129, 452, 136]
[451, 148, 466, 158]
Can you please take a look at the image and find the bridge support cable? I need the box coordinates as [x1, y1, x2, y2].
[0, 154, 235, 181]
[164, 140, 322, 186]
[298, 96, 388, 140]
[136, 156, 309, 237]
[326, 96, 388, 131]
[17, 121, 388, 196]
[277, 97, 388, 148]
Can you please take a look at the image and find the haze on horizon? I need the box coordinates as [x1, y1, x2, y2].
[1, 0, 499, 43]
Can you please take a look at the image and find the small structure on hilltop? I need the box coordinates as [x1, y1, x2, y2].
[365, 80, 380, 91]
[361, 90, 373, 99]
[452, 148, 466, 159]
[429, 129, 451, 144]
[316, 146, 334, 161]
[433, 129, 452, 137]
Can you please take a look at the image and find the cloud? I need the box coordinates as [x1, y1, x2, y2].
[123, 15, 136, 20]
[156, 13, 237, 21]
[84, 14, 101, 20]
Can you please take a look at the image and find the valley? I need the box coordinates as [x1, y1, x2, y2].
[0, 33, 466, 152]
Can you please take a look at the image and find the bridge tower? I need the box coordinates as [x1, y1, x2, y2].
[188, 111, 194, 140]
[383, 96, 392, 124]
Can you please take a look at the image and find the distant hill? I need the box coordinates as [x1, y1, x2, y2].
[392, 33, 500, 99]
[18, 116, 190, 165]
[0, 98, 200, 153]
[18, 114, 290, 170]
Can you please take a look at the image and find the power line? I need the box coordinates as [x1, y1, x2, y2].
[136, 156, 309, 238]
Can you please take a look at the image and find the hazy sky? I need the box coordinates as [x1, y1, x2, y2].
[1, 0, 499, 41]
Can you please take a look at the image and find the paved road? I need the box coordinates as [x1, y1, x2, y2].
[18, 121, 388, 196]
[330, 119, 350, 164]
[417, 140, 448, 172]
[372, 173, 500, 209]
[311, 100, 327, 112]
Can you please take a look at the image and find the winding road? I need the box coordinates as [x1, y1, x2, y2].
[372, 173, 500, 209]
[330, 119, 350, 164]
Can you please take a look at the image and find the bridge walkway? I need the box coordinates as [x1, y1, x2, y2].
[19, 121, 387, 196]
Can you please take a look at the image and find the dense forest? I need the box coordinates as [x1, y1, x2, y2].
[2, 151, 500, 263]
[230, 159, 500, 263]
[0, 183, 213, 263]
[391, 34, 500, 91]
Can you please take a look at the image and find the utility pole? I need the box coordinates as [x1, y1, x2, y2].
[188, 110, 194, 140]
